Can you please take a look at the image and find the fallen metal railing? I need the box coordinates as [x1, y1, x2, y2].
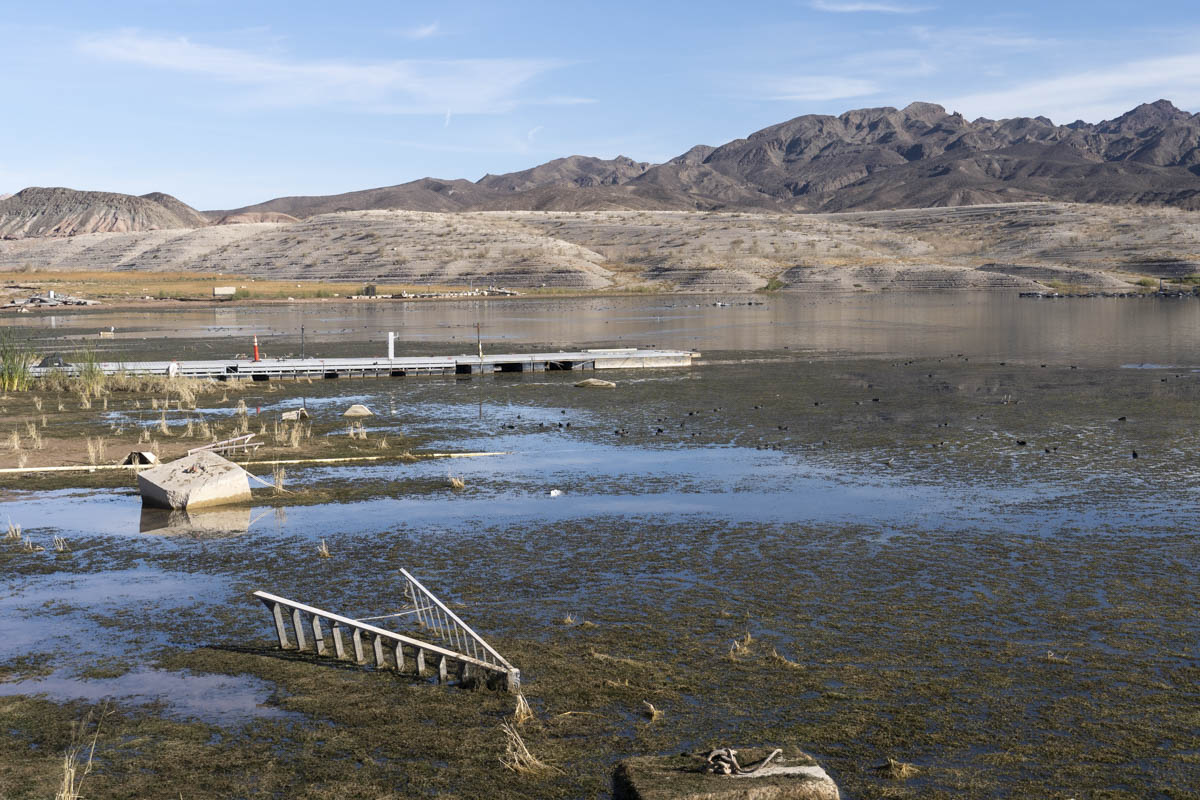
[252, 587, 520, 692]
[189, 434, 261, 456]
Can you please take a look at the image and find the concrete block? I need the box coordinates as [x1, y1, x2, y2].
[137, 451, 252, 510]
[613, 749, 840, 800]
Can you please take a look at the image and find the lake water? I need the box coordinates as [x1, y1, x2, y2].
[5, 291, 1200, 365]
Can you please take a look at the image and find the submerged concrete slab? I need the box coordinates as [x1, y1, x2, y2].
[613, 749, 840, 800]
[137, 451, 251, 510]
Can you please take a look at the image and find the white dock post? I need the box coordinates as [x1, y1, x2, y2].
[394, 641, 405, 670]
[415, 648, 426, 676]
[387, 331, 395, 360]
[437, 655, 449, 683]
[352, 629, 365, 663]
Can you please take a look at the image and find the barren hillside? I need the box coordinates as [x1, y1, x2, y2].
[1, 202, 1197, 292]
[0, 187, 208, 237]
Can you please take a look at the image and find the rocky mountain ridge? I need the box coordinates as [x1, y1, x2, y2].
[4, 100, 1200, 239]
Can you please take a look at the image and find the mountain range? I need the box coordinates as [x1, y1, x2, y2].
[3, 99, 1200, 237]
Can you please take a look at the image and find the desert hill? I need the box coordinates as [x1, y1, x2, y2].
[215, 100, 1200, 217]
[0, 187, 209, 238]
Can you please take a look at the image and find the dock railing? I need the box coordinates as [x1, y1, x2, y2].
[252, 589, 520, 692]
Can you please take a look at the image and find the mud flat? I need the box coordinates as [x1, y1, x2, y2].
[1, 337, 1198, 798]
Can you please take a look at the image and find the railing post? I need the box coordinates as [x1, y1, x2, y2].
[291, 608, 307, 650]
[394, 641, 405, 671]
[352, 629, 365, 663]
[331, 624, 346, 659]
[311, 615, 327, 655]
[373, 635, 386, 668]
[271, 603, 289, 649]
[415, 648, 426, 675]
[506, 668, 521, 693]
[437, 655, 448, 683]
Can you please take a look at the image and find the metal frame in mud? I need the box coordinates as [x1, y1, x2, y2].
[253, 589, 521, 692]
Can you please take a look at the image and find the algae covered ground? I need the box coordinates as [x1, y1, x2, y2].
[1, 342, 1198, 799]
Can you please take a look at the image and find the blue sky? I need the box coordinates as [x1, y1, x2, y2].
[3, 0, 1199, 209]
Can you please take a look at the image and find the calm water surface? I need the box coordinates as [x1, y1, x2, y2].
[4, 291, 1200, 365]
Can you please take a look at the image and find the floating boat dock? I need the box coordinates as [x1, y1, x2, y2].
[30, 347, 699, 381]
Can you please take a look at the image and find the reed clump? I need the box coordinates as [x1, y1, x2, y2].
[85, 437, 106, 465]
[0, 333, 32, 392]
[499, 720, 555, 774]
[513, 693, 534, 726]
[56, 703, 110, 800]
[448, 475, 466, 490]
[876, 757, 920, 780]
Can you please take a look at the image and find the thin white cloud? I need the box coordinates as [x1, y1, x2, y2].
[527, 125, 543, 142]
[943, 52, 1200, 122]
[810, 1, 928, 13]
[762, 76, 880, 102]
[77, 29, 569, 115]
[399, 22, 440, 40]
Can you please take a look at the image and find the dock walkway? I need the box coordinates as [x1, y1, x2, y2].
[31, 348, 698, 381]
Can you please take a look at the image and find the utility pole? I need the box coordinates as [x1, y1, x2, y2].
[300, 325, 305, 359]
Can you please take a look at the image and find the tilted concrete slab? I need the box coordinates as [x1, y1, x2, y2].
[137, 451, 252, 510]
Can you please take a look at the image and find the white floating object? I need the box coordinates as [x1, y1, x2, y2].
[574, 378, 616, 388]
[549, 489, 564, 497]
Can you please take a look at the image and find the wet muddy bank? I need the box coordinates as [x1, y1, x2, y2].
[1, 341, 1199, 798]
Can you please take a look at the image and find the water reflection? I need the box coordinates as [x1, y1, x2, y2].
[139, 506, 252, 537]
[5, 293, 1200, 365]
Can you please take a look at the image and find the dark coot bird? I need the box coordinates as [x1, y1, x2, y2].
[1117, 416, 1126, 421]
[1132, 450, 1138, 459]
[1016, 440, 1027, 446]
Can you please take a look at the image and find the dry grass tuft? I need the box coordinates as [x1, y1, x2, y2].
[642, 701, 663, 722]
[53, 536, 70, 553]
[447, 475, 466, 490]
[56, 703, 109, 800]
[317, 538, 332, 558]
[7, 430, 20, 451]
[5, 518, 21, 541]
[85, 437, 106, 466]
[729, 632, 753, 658]
[876, 757, 920, 780]
[499, 720, 555, 774]
[513, 693, 534, 726]
[771, 647, 803, 669]
[560, 613, 576, 626]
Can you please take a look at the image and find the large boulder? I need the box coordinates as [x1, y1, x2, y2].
[137, 451, 251, 510]
[613, 748, 839, 800]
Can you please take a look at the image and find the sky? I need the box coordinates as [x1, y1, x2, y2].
[2, 0, 1199, 209]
